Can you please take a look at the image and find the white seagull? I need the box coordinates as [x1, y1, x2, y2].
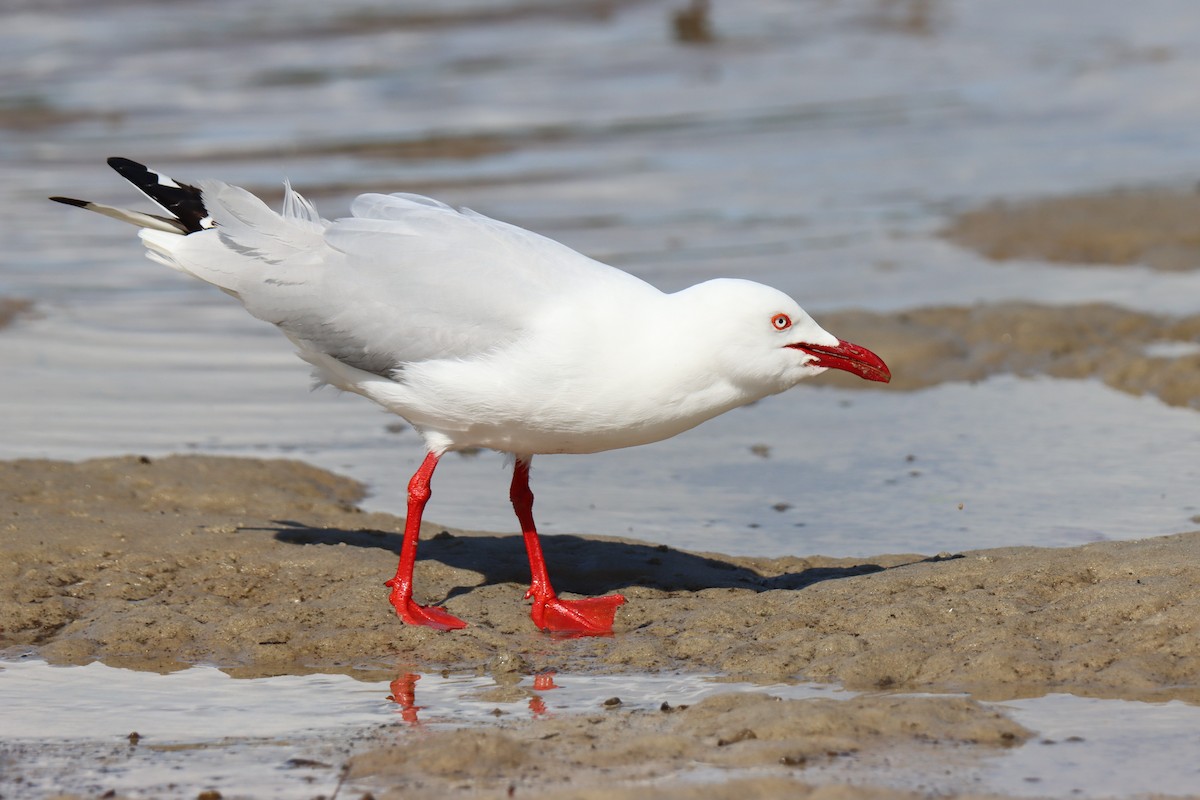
[52, 158, 891, 636]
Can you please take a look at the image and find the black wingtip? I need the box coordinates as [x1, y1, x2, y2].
[49, 196, 90, 208]
[106, 156, 142, 175]
[103, 156, 212, 234]
[107, 156, 159, 185]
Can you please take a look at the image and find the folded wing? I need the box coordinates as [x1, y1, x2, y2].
[143, 184, 654, 374]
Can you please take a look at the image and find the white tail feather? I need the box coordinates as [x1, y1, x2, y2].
[61, 200, 186, 234]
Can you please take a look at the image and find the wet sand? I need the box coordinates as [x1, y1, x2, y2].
[0, 297, 32, 329]
[943, 187, 1200, 271]
[4, 453, 1198, 702]
[819, 302, 1200, 410]
[351, 693, 1029, 800]
[3, 454, 1198, 796]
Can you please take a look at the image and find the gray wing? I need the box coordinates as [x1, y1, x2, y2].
[142, 185, 656, 375]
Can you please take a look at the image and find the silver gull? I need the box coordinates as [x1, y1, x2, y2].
[52, 158, 891, 635]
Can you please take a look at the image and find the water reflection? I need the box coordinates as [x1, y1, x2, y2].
[529, 670, 560, 719]
[388, 673, 424, 725]
[388, 669, 564, 725]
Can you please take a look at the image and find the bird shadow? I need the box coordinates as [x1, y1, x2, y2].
[262, 520, 959, 599]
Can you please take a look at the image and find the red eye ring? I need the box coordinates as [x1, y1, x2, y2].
[772, 313, 792, 331]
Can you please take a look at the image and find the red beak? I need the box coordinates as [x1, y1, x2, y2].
[788, 339, 891, 383]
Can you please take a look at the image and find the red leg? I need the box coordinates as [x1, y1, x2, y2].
[385, 452, 467, 631]
[510, 458, 624, 635]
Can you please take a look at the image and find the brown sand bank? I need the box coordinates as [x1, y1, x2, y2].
[944, 186, 1200, 271]
[0, 297, 32, 329]
[350, 693, 1028, 800]
[3, 454, 1198, 705]
[818, 302, 1200, 410]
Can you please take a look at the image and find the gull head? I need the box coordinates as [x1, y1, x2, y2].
[676, 278, 891, 395]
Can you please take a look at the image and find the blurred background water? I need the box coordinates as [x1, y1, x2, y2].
[2, 0, 1199, 557]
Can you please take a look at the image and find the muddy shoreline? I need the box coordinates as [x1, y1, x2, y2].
[819, 302, 1200, 410]
[0, 297, 32, 330]
[4, 454, 1197, 703]
[4, 454, 1198, 798]
[943, 187, 1200, 271]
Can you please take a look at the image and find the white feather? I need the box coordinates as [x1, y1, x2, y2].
[68, 201, 185, 234]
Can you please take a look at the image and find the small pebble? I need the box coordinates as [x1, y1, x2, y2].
[717, 728, 757, 746]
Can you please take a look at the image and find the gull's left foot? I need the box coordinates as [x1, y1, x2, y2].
[386, 578, 468, 631]
[527, 590, 625, 635]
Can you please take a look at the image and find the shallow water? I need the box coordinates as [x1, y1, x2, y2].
[4, 658, 1199, 799]
[0, 657, 837, 798]
[4, 0, 1200, 556]
[3, 3, 1200, 796]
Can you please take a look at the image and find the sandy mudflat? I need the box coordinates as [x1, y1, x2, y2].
[5, 454, 1200, 701]
[819, 302, 1200, 410]
[3, 455, 1199, 797]
[350, 693, 1028, 800]
[943, 187, 1200, 271]
[4, 453, 1195, 705]
[0, 297, 32, 329]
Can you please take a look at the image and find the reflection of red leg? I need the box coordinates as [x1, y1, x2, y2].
[510, 459, 624, 635]
[530, 670, 558, 717]
[388, 673, 422, 725]
[532, 671, 559, 691]
[385, 453, 467, 631]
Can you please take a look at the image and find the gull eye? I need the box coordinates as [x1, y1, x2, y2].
[771, 313, 792, 331]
